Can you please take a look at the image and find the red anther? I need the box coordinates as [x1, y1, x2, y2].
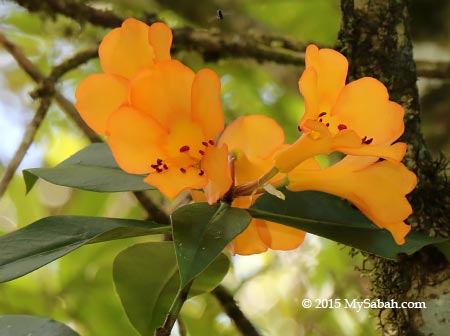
[199, 150, 205, 155]
[338, 124, 347, 131]
[151, 164, 160, 169]
[318, 112, 327, 117]
[179, 145, 190, 152]
[157, 158, 163, 165]
[180, 168, 186, 173]
[326, 123, 330, 127]
[297, 125, 301, 132]
[156, 168, 163, 173]
[202, 141, 208, 146]
[319, 118, 323, 122]
[199, 170, 205, 176]
[208, 140, 215, 145]
[361, 136, 367, 143]
[363, 137, 373, 144]
[163, 164, 168, 170]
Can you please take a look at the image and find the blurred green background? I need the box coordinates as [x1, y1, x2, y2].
[0, 0, 448, 335]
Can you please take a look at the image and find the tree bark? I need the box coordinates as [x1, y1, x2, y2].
[337, 1, 450, 335]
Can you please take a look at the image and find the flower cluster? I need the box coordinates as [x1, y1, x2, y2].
[76, 19, 417, 255]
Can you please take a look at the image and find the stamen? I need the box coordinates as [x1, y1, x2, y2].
[202, 141, 209, 146]
[319, 118, 323, 122]
[179, 145, 190, 152]
[199, 170, 205, 176]
[199, 150, 205, 155]
[363, 137, 373, 144]
[338, 124, 347, 131]
[318, 112, 327, 117]
[163, 164, 168, 170]
[361, 136, 367, 143]
[180, 168, 186, 173]
[157, 158, 163, 165]
[151, 164, 160, 169]
[208, 140, 215, 145]
[326, 123, 330, 127]
[156, 168, 163, 173]
[297, 125, 301, 132]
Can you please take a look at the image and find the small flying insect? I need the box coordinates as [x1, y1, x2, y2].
[208, 9, 232, 22]
[216, 9, 224, 20]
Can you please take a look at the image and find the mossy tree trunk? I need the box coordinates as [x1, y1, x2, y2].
[338, 1, 450, 335]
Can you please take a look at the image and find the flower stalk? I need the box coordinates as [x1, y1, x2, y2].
[233, 166, 279, 197]
[155, 281, 193, 336]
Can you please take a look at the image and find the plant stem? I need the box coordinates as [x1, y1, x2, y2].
[233, 167, 279, 197]
[155, 282, 193, 336]
[212, 285, 261, 336]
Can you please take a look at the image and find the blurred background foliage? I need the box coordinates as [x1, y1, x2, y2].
[0, 0, 448, 335]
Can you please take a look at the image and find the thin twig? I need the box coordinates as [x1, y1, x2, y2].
[14, 0, 125, 27]
[11, 0, 450, 79]
[0, 96, 52, 198]
[0, 31, 101, 142]
[212, 285, 261, 336]
[48, 48, 98, 83]
[415, 59, 450, 80]
[177, 317, 187, 336]
[133, 191, 170, 224]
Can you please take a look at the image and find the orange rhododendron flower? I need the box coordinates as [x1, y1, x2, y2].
[195, 115, 307, 255]
[287, 156, 417, 244]
[75, 19, 231, 203]
[76, 18, 172, 136]
[271, 44, 417, 245]
[275, 44, 407, 173]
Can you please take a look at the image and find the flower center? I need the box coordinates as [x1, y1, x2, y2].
[311, 112, 374, 144]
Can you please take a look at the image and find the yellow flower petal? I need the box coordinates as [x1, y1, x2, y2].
[233, 151, 274, 186]
[227, 220, 269, 256]
[332, 77, 405, 144]
[107, 106, 167, 174]
[298, 67, 319, 124]
[256, 221, 306, 250]
[303, 44, 348, 112]
[148, 22, 172, 61]
[383, 221, 411, 245]
[202, 144, 232, 204]
[220, 115, 285, 159]
[99, 18, 155, 79]
[75, 74, 128, 135]
[191, 69, 224, 140]
[144, 166, 207, 199]
[287, 157, 417, 244]
[337, 142, 407, 162]
[130, 60, 195, 128]
[275, 126, 332, 173]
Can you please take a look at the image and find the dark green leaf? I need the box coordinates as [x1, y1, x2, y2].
[113, 242, 229, 336]
[435, 242, 450, 262]
[0, 315, 79, 336]
[23, 143, 153, 192]
[0, 216, 169, 282]
[172, 202, 251, 287]
[250, 190, 448, 260]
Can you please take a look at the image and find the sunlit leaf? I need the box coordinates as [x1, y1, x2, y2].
[0, 216, 169, 282]
[250, 190, 448, 260]
[113, 242, 229, 336]
[23, 143, 153, 192]
[0, 315, 79, 336]
[172, 202, 251, 287]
